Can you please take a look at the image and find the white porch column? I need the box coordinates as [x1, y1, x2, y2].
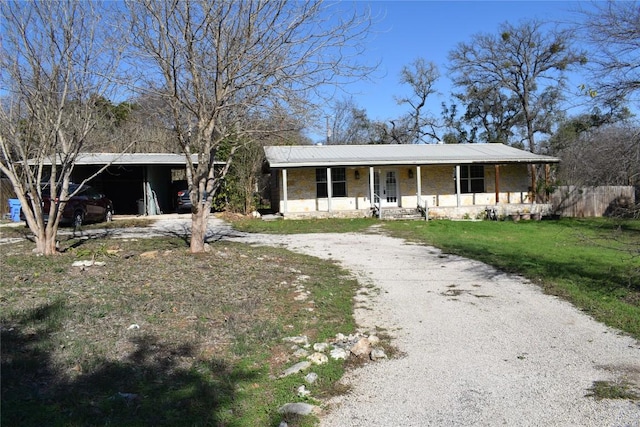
[455, 165, 461, 207]
[282, 169, 288, 214]
[416, 166, 422, 207]
[326, 167, 332, 212]
[369, 166, 375, 208]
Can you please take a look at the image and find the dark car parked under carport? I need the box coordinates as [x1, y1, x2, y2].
[21, 183, 114, 227]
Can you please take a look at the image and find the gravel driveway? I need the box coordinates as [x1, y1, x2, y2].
[229, 224, 640, 427]
[6, 216, 637, 425]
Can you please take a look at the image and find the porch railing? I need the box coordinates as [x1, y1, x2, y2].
[417, 195, 429, 221]
[372, 193, 381, 219]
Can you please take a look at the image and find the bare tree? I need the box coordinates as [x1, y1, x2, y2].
[449, 85, 522, 145]
[576, 0, 640, 106]
[124, 0, 375, 253]
[224, 111, 308, 214]
[553, 122, 640, 188]
[448, 20, 585, 153]
[0, 0, 125, 255]
[394, 57, 441, 143]
[328, 97, 373, 145]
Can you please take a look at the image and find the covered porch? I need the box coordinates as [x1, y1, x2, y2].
[264, 144, 561, 220]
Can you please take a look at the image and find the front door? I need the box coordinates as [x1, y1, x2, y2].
[374, 170, 399, 207]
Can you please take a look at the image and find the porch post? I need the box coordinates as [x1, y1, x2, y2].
[530, 164, 537, 203]
[494, 164, 500, 204]
[281, 169, 288, 214]
[544, 163, 550, 203]
[416, 166, 422, 207]
[455, 165, 461, 207]
[326, 167, 332, 212]
[142, 167, 148, 215]
[369, 166, 375, 208]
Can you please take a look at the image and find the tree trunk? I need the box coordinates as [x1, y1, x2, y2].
[34, 226, 58, 255]
[189, 204, 209, 253]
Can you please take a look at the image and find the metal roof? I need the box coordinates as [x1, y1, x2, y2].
[73, 153, 200, 165]
[37, 153, 215, 166]
[264, 144, 561, 168]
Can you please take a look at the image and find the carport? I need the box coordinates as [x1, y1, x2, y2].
[49, 153, 200, 215]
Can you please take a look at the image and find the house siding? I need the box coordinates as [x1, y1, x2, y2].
[280, 167, 371, 214]
[278, 163, 536, 218]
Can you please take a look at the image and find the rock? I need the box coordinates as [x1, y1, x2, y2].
[350, 337, 372, 358]
[280, 361, 311, 377]
[127, 324, 140, 330]
[72, 260, 106, 267]
[283, 336, 309, 346]
[305, 372, 318, 384]
[308, 352, 328, 365]
[278, 422, 288, 427]
[370, 348, 387, 360]
[294, 292, 309, 301]
[297, 385, 311, 397]
[367, 335, 380, 346]
[313, 342, 330, 352]
[278, 402, 320, 416]
[293, 348, 309, 359]
[139, 250, 158, 259]
[330, 347, 348, 360]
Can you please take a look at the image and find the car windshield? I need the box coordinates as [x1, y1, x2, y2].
[40, 183, 84, 198]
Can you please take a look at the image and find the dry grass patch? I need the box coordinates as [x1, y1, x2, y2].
[1, 236, 358, 426]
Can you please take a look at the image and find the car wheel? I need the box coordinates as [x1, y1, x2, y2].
[104, 209, 113, 222]
[73, 211, 84, 228]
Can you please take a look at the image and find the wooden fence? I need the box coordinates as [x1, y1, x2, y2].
[550, 186, 636, 217]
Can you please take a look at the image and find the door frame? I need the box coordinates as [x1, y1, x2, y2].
[373, 168, 399, 207]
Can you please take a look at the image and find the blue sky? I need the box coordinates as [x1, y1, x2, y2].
[312, 0, 590, 141]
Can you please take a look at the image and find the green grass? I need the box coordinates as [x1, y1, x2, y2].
[4, 216, 638, 425]
[586, 380, 639, 400]
[231, 217, 377, 234]
[1, 236, 359, 426]
[229, 216, 640, 339]
[382, 218, 640, 339]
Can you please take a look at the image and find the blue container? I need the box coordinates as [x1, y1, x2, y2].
[8, 198, 21, 222]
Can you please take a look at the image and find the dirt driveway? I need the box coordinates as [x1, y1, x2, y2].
[229, 223, 640, 426]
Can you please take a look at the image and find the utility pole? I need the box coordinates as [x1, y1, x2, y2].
[326, 115, 332, 145]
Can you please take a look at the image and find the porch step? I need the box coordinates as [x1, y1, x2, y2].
[378, 208, 424, 220]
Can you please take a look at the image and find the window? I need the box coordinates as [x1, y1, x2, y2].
[459, 165, 485, 193]
[316, 168, 347, 198]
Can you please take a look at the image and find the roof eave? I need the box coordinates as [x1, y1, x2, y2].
[268, 158, 561, 168]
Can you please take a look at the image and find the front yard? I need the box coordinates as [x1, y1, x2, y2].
[1, 235, 358, 426]
[1, 216, 638, 426]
